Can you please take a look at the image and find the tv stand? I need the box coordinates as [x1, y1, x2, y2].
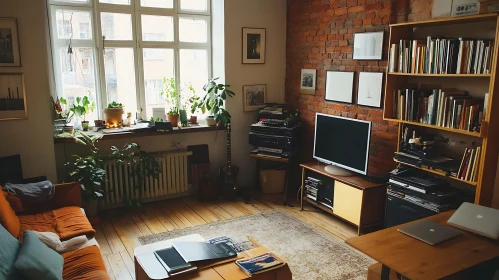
[324, 165, 355, 176]
[300, 162, 387, 235]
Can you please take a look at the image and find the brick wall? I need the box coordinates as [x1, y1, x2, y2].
[285, 0, 432, 177]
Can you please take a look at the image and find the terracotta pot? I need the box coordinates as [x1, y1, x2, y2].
[190, 115, 198, 124]
[206, 116, 217, 126]
[167, 114, 179, 127]
[104, 108, 124, 128]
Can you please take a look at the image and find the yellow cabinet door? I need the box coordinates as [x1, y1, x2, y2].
[333, 181, 363, 225]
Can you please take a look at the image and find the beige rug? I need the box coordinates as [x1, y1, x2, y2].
[139, 210, 375, 280]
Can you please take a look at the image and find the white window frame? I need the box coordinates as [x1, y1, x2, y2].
[48, 0, 212, 120]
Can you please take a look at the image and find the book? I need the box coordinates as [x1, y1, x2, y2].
[236, 253, 285, 276]
[390, 44, 398, 72]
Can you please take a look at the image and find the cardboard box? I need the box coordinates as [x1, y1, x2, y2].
[260, 170, 286, 194]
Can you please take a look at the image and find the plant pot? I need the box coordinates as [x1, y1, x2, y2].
[62, 125, 74, 134]
[83, 200, 99, 218]
[94, 120, 105, 127]
[216, 120, 225, 128]
[190, 115, 198, 124]
[81, 121, 89, 131]
[167, 114, 179, 127]
[104, 108, 124, 128]
[206, 116, 217, 126]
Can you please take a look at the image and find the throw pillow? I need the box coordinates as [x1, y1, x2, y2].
[3, 191, 24, 213]
[0, 190, 20, 238]
[0, 224, 21, 280]
[14, 231, 64, 280]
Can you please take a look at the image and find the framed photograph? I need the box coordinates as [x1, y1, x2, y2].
[300, 69, 316, 95]
[357, 72, 383, 108]
[353, 31, 384, 60]
[243, 84, 267, 111]
[325, 71, 354, 104]
[0, 18, 21, 67]
[0, 73, 27, 120]
[242, 28, 266, 64]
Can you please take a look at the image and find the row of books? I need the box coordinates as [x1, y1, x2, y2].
[388, 37, 494, 75]
[392, 88, 487, 132]
[458, 146, 481, 182]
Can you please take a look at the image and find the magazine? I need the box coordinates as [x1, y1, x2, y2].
[235, 253, 285, 275]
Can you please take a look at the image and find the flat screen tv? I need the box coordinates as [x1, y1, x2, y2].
[313, 113, 371, 176]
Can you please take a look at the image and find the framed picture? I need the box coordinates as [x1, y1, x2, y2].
[325, 71, 354, 104]
[0, 18, 21, 67]
[300, 69, 316, 95]
[353, 31, 384, 60]
[357, 72, 383, 108]
[0, 73, 27, 120]
[243, 84, 267, 111]
[242, 28, 266, 64]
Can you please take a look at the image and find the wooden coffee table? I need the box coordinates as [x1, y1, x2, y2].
[134, 234, 292, 280]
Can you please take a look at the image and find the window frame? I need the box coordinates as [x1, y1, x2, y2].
[48, 0, 212, 120]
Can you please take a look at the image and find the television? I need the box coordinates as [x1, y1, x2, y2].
[313, 113, 371, 176]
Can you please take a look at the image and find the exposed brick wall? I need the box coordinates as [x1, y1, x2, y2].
[285, 0, 432, 177]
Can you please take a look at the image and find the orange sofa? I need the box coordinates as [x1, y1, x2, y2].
[0, 182, 110, 280]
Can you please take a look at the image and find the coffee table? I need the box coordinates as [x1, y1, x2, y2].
[134, 234, 292, 280]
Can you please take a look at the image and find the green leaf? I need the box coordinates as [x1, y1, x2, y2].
[76, 96, 81, 105]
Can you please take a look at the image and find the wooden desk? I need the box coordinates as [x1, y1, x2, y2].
[346, 211, 499, 280]
[135, 234, 292, 280]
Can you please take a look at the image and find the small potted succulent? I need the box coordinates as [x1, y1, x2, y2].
[104, 101, 124, 128]
[161, 77, 180, 127]
[196, 78, 236, 126]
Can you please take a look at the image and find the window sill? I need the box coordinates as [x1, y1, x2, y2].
[53, 123, 224, 144]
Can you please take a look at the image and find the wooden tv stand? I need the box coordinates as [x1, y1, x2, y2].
[300, 163, 386, 235]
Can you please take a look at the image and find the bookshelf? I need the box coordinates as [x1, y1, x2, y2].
[383, 15, 499, 206]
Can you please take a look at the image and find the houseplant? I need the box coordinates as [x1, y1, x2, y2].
[195, 78, 236, 126]
[161, 77, 180, 127]
[67, 132, 106, 218]
[189, 95, 203, 124]
[105, 101, 124, 128]
[61, 95, 96, 131]
[54, 97, 75, 134]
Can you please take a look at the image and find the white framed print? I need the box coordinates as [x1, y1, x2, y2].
[353, 31, 384, 60]
[0, 18, 21, 67]
[243, 84, 266, 111]
[300, 69, 316, 95]
[357, 72, 383, 108]
[325, 71, 354, 104]
[242, 27, 266, 64]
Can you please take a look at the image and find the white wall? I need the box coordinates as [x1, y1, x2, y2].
[223, 0, 287, 185]
[0, 0, 58, 182]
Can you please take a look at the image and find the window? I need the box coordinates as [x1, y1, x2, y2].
[48, 0, 211, 123]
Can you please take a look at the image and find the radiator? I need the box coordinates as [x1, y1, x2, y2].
[101, 150, 193, 209]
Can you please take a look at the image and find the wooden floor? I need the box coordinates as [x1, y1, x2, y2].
[96, 195, 358, 280]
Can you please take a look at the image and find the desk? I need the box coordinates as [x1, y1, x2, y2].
[251, 154, 294, 206]
[346, 211, 499, 280]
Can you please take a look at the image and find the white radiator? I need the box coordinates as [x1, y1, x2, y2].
[102, 150, 193, 209]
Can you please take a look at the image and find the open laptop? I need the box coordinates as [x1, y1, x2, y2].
[398, 220, 462, 245]
[447, 202, 499, 239]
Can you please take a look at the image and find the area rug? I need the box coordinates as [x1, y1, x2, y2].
[138, 210, 374, 280]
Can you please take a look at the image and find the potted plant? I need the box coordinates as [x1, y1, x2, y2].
[104, 101, 124, 128]
[67, 132, 106, 218]
[54, 97, 75, 134]
[197, 78, 236, 126]
[63, 95, 95, 131]
[189, 95, 203, 124]
[161, 77, 180, 127]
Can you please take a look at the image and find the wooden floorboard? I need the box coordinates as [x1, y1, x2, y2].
[97, 195, 358, 279]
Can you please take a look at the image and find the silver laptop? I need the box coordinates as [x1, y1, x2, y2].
[398, 220, 462, 245]
[447, 202, 499, 239]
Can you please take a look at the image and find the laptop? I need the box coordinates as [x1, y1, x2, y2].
[398, 220, 462, 245]
[447, 202, 499, 239]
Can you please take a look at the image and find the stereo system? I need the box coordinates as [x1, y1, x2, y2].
[304, 176, 333, 209]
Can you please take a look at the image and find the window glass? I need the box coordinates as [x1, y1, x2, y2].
[56, 10, 92, 40]
[179, 17, 207, 43]
[180, 0, 207, 12]
[140, 0, 174, 9]
[143, 49, 174, 118]
[100, 0, 130, 4]
[179, 49, 208, 97]
[104, 48, 137, 112]
[101, 12, 133, 41]
[141, 15, 174, 42]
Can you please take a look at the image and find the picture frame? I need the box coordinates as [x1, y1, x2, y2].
[357, 72, 383, 108]
[242, 27, 266, 64]
[0, 73, 27, 120]
[0, 18, 21, 67]
[325, 71, 354, 104]
[300, 69, 317, 95]
[353, 31, 384, 60]
[243, 84, 267, 111]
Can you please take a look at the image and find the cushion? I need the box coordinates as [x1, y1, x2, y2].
[14, 230, 64, 280]
[3, 191, 24, 213]
[0, 190, 20, 238]
[62, 246, 110, 280]
[0, 225, 21, 280]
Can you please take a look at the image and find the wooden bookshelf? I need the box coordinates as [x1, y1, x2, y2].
[383, 15, 499, 206]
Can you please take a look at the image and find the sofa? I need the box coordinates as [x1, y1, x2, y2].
[0, 182, 110, 280]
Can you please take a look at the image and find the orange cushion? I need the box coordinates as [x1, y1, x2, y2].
[0, 190, 20, 238]
[3, 191, 24, 213]
[62, 246, 110, 280]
